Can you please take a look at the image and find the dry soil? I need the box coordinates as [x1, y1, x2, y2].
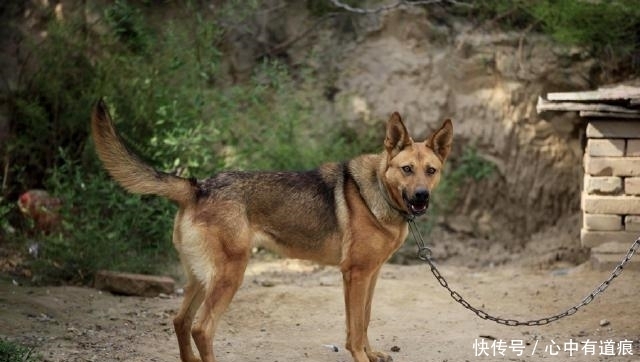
[1, 256, 639, 362]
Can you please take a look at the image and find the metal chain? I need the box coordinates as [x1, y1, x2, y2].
[407, 219, 640, 326]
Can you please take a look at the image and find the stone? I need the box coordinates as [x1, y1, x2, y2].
[586, 139, 624, 157]
[589, 239, 640, 273]
[586, 121, 640, 138]
[627, 139, 640, 156]
[584, 155, 640, 176]
[591, 241, 633, 254]
[583, 175, 622, 195]
[94, 270, 175, 297]
[590, 252, 640, 271]
[580, 229, 640, 248]
[582, 194, 640, 214]
[625, 177, 640, 195]
[583, 214, 622, 231]
[624, 215, 640, 231]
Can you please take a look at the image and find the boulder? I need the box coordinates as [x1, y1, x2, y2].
[94, 270, 175, 297]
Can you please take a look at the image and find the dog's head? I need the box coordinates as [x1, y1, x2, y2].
[382, 112, 453, 217]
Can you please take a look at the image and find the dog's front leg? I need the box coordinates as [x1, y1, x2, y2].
[364, 268, 385, 361]
[343, 267, 393, 362]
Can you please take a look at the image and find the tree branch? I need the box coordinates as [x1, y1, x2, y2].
[327, 0, 471, 14]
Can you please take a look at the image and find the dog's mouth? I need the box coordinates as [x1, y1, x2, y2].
[403, 192, 429, 216]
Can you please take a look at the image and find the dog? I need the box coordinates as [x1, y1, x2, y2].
[91, 100, 452, 362]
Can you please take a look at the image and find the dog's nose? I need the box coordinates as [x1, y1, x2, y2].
[414, 189, 429, 202]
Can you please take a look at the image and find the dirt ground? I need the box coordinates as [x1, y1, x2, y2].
[1, 251, 639, 362]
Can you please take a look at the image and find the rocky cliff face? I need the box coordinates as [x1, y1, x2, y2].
[233, 5, 599, 250]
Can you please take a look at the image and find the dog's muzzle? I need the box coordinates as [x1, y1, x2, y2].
[404, 189, 429, 216]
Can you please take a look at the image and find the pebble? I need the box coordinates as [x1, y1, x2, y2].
[322, 344, 339, 352]
[599, 319, 610, 327]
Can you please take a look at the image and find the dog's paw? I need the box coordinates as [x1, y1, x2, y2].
[367, 351, 393, 362]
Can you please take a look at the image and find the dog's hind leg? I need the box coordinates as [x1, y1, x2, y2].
[174, 272, 205, 362]
[191, 231, 251, 362]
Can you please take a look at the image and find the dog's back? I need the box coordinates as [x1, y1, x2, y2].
[92, 100, 348, 263]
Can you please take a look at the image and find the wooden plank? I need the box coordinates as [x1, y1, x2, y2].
[580, 111, 640, 119]
[547, 85, 640, 102]
[536, 96, 640, 114]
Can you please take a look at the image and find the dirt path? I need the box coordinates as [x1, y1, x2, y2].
[1, 259, 638, 362]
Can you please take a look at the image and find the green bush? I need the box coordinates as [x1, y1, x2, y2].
[470, 0, 640, 65]
[2, 0, 377, 283]
[529, 0, 640, 55]
[0, 339, 41, 362]
[6, 17, 98, 194]
[30, 155, 176, 284]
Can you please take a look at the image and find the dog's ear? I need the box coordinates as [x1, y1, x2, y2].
[426, 119, 453, 162]
[384, 112, 413, 158]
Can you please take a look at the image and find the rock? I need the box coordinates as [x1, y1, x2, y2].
[599, 319, 610, 327]
[590, 242, 640, 271]
[94, 270, 175, 297]
[260, 280, 275, 287]
[322, 344, 339, 352]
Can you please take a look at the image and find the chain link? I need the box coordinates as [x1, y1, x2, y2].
[407, 219, 640, 327]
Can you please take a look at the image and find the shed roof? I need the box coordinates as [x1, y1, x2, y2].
[537, 85, 640, 119]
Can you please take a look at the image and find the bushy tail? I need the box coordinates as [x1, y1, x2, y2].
[91, 100, 195, 204]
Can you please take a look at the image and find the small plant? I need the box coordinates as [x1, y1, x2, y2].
[0, 339, 41, 362]
[29, 153, 176, 284]
[0, 197, 15, 238]
[104, 0, 151, 54]
[439, 146, 496, 208]
[468, 0, 640, 68]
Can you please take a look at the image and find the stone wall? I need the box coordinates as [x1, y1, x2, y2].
[582, 120, 640, 247]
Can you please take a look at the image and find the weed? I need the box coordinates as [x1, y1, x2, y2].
[0, 339, 41, 362]
[29, 154, 176, 284]
[469, 0, 640, 68]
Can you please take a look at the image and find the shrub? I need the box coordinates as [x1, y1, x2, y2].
[469, 0, 640, 68]
[29, 155, 176, 284]
[0, 339, 41, 362]
[2, 0, 377, 283]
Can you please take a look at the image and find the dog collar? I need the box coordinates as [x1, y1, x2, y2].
[376, 177, 413, 222]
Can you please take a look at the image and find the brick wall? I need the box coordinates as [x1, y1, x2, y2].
[581, 121, 640, 247]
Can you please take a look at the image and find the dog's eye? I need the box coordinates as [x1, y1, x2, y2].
[401, 165, 413, 174]
[426, 167, 437, 175]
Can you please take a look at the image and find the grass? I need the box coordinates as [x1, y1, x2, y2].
[0, 339, 41, 362]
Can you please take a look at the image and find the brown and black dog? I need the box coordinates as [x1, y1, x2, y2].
[91, 100, 453, 362]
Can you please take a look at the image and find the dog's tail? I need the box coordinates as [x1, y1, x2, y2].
[91, 100, 195, 204]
